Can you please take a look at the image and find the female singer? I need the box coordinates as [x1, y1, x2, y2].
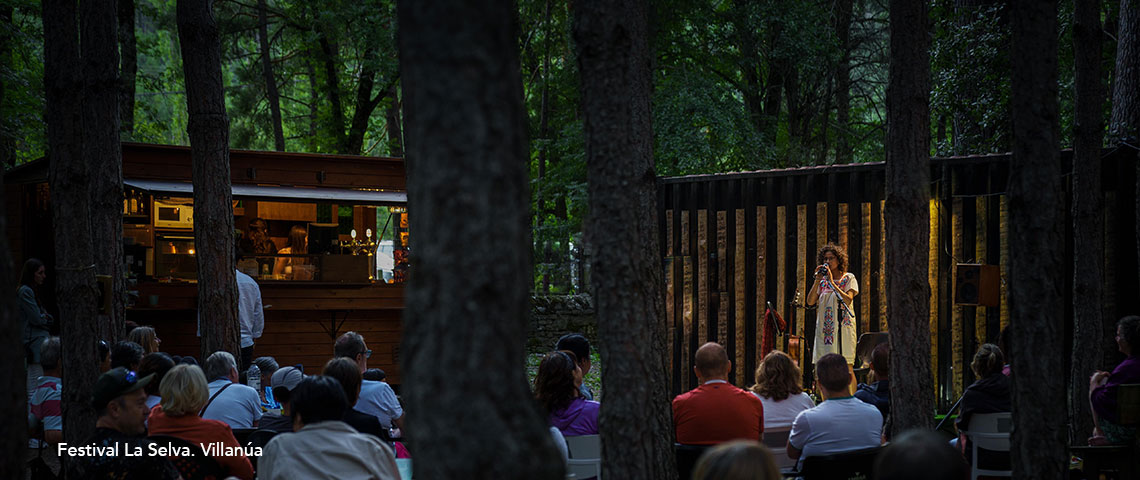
[805, 245, 858, 370]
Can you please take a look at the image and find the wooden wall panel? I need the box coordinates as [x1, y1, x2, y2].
[1000, 196, 1010, 331]
[735, 209, 746, 386]
[862, 203, 872, 332]
[951, 198, 964, 399]
[698, 210, 709, 345]
[929, 199, 940, 389]
[756, 208, 767, 368]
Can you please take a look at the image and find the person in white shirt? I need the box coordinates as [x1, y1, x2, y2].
[334, 331, 404, 431]
[788, 353, 882, 469]
[235, 268, 264, 370]
[200, 351, 262, 429]
[258, 375, 399, 480]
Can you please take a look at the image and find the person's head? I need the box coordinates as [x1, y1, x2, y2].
[362, 368, 387, 382]
[270, 366, 305, 414]
[870, 342, 890, 379]
[20, 258, 46, 288]
[205, 351, 239, 382]
[970, 343, 1004, 378]
[138, 352, 175, 397]
[534, 351, 581, 414]
[97, 340, 111, 372]
[874, 430, 967, 480]
[556, 333, 592, 376]
[179, 355, 199, 366]
[323, 357, 363, 405]
[110, 341, 144, 371]
[40, 337, 62, 374]
[334, 331, 370, 372]
[751, 350, 802, 401]
[128, 326, 161, 354]
[694, 342, 731, 381]
[92, 367, 154, 435]
[287, 225, 307, 250]
[1116, 316, 1140, 356]
[248, 218, 269, 242]
[814, 353, 851, 395]
[159, 364, 210, 417]
[692, 440, 781, 480]
[254, 356, 279, 381]
[290, 375, 347, 427]
[816, 244, 848, 275]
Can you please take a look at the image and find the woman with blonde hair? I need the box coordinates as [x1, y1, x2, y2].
[692, 440, 781, 480]
[129, 326, 161, 354]
[148, 365, 255, 480]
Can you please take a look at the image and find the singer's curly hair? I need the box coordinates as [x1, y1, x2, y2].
[817, 244, 848, 276]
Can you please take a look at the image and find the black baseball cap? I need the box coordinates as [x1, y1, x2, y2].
[91, 367, 154, 409]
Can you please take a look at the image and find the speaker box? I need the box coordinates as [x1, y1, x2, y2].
[954, 263, 999, 307]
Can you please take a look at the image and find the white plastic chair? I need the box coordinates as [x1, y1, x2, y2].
[565, 434, 601, 480]
[961, 412, 1012, 480]
[761, 427, 795, 472]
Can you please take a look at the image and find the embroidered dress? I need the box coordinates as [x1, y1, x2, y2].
[812, 272, 858, 364]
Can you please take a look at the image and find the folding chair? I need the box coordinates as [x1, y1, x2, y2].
[960, 412, 1012, 479]
[565, 434, 601, 480]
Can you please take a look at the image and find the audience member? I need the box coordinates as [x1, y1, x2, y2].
[556, 333, 595, 400]
[110, 341, 144, 371]
[201, 351, 262, 429]
[673, 342, 765, 445]
[788, 353, 882, 468]
[138, 352, 175, 410]
[236, 267, 265, 370]
[261, 366, 304, 433]
[253, 356, 280, 403]
[1090, 315, 1140, 445]
[324, 357, 388, 439]
[535, 350, 600, 437]
[874, 430, 967, 480]
[128, 326, 161, 354]
[148, 365, 255, 480]
[999, 325, 1013, 376]
[28, 337, 63, 446]
[335, 331, 404, 430]
[750, 350, 815, 430]
[258, 376, 399, 480]
[854, 342, 890, 419]
[98, 340, 112, 373]
[692, 440, 781, 480]
[72, 368, 181, 479]
[955, 343, 1010, 465]
[19, 258, 51, 400]
[363, 368, 387, 382]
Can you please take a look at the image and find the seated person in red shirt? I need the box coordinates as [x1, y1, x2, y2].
[673, 342, 765, 445]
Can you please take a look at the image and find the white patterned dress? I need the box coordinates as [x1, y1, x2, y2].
[812, 272, 859, 365]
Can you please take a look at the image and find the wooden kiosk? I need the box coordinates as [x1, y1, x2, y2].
[5, 143, 409, 385]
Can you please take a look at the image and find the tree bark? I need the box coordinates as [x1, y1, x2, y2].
[344, 48, 388, 155]
[256, 0, 285, 151]
[317, 30, 348, 152]
[44, 0, 101, 471]
[397, 0, 562, 478]
[118, 0, 137, 135]
[0, 167, 25, 480]
[383, 82, 403, 157]
[1110, 0, 1139, 142]
[0, 4, 15, 166]
[834, 0, 854, 164]
[84, 0, 125, 343]
[177, 0, 239, 362]
[1009, 0, 1066, 477]
[885, 0, 934, 435]
[573, 1, 677, 478]
[1070, 0, 1105, 446]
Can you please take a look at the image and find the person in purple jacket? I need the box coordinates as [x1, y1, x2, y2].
[535, 350, 599, 436]
[1089, 315, 1140, 445]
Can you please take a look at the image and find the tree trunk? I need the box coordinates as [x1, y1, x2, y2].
[834, 0, 854, 164]
[1070, 0, 1105, 446]
[384, 82, 403, 157]
[0, 4, 15, 166]
[118, 0, 137, 135]
[1110, 0, 1139, 142]
[84, 0, 125, 343]
[573, 1, 677, 478]
[397, 1, 562, 478]
[44, 0, 101, 471]
[885, 0, 934, 435]
[317, 30, 348, 152]
[0, 167, 25, 480]
[256, 0, 285, 151]
[177, 0, 239, 362]
[345, 48, 387, 156]
[1009, 0, 1066, 477]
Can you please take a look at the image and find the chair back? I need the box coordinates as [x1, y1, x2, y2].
[243, 429, 278, 472]
[674, 443, 712, 480]
[230, 428, 256, 446]
[1118, 384, 1140, 426]
[148, 435, 224, 480]
[799, 446, 882, 480]
[761, 428, 795, 471]
[962, 412, 1012, 479]
[565, 434, 601, 480]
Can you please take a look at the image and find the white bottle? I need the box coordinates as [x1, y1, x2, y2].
[247, 364, 261, 395]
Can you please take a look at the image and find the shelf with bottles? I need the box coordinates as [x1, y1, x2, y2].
[122, 187, 151, 222]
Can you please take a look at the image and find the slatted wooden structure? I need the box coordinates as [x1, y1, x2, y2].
[659, 146, 1139, 408]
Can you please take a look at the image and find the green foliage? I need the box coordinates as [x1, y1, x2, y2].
[1, 0, 45, 165]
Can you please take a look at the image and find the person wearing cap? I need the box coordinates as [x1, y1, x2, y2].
[260, 365, 305, 433]
[335, 331, 404, 432]
[258, 376, 399, 480]
[148, 365, 255, 480]
[72, 367, 182, 480]
[201, 351, 262, 429]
